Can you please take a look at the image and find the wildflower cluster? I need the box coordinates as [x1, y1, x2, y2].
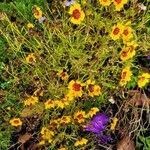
[0, 0, 149, 149]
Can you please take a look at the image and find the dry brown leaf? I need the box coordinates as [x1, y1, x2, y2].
[117, 136, 135, 150]
[18, 133, 32, 144]
[128, 90, 150, 107]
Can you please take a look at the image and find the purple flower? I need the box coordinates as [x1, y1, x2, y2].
[147, 55, 150, 60]
[64, 0, 75, 7]
[99, 134, 112, 144]
[85, 113, 109, 134]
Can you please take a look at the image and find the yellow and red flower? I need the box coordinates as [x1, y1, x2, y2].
[55, 96, 71, 109]
[27, 23, 34, 29]
[26, 53, 36, 64]
[122, 26, 133, 43]
[119, 66, 132, 86]
[74, 138, 88, 147]
[113, 0, 128, 11]
[33, 6, 42, 19]
[40, 127, 54, 143]
[69, 4, 85, 24]
[60, 116, 71, 125]
[44, 99, 55, 109]
[99, 0, 112, 6]
[9, 118, 22, 127]
[24, 96, 38, 106]
[57, 70, 69, 81]
[86, 80, 101, 97]
[110, 23, 124, 40]
[74, 110, 86, 124]
[87, 107, 99, 118]
[137, 73, 150, 88]
[68, 80, 85, 97]
[120, 41, 138, 61]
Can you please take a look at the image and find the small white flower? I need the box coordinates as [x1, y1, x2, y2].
[138, 3, 146, 11]
[64, 0, 75, 7]
[109, 97, 115, 104]
[38, 16, 46, 23]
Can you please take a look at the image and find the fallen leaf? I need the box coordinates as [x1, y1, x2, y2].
[129, 92, 150, 107]
[117, 136, 135, 150]
[18, 133, 32, 144]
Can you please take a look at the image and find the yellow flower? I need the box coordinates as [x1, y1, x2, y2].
[57, 70, 69, 81]
[40, 127, 54, 143]
[120, 47, 134, 61]
[137, 73, 150, 88]
[89, 85, 102, 97]
[39, 140, 45, 145]
[87, 107, 99, 118]
[120, 41, 137, 61]
[122, 26, 133, 43]
[9, 118, 22, 127]
[99, 0, 112, 6]
[60, 116, 71, 125]
[126, 41, 138, 48]
[69, 4, 85, 24]
[33, 6, 42, 19]
[26, 53, 36, 64]
[66, 92, 74, 102]
[74, 111, 86, 123]
[44, 99, 55, 109]
[55, 96, 70, 109]
[86, 79, 95, 85]
[68, 80, 85, 97]
[110, 23, 124, 40]
[27, 23, 34, 29]
[113, 0, 128, 11]
[119, 66, 132, 86]
[86, 80, 101, 97]
[110, 117, 118, 130]
[74, 138, 88, 147]
[24, 96, 38, 106]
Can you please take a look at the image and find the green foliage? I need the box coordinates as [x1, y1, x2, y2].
[136, 134, 150, 150]
[0, 130, 10, 150]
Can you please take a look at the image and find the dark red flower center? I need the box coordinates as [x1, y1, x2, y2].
[88, 84, 94, 92]
[123, 29, 129, 36]
[29, 57, 34, 62]
[140, 77, 145, 81]
[14, 120, 19, 124]
[73, 83, 81, 91]
[48, 101, 53, 105]
[115, 0, 122, 4]
[121, 50, 129, 57]
[60, 72, 66, 77]
[113, 27, 120, 35]
[122, 71, 127, 79]
[34, 10, 40, 16]
[77, 114, 83, 120]
[72, 9, 81, 19]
